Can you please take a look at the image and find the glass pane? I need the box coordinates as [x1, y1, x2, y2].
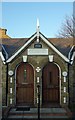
[49, 72, 52, 85]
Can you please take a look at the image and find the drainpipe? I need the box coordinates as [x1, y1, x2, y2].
[6, 63, 8, 106]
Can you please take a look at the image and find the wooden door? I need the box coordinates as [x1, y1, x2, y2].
[42, 63, 59, 104]
[16, 62, 34, 106]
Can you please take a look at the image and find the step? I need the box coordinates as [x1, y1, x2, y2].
[8, 112, 68, 118]
[7, 107, 72, 119]
[9, 108, 67, 114]
[8, 115, 69, 119]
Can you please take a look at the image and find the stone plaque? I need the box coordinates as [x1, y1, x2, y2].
[28, 49, 48, 55]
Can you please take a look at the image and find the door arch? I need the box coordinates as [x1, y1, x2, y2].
[42, 62, 60, 105]
[16, 62, 34, 106]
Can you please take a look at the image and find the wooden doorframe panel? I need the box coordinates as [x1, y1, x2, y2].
[42, 62, 61, 105]
[15, 62, 34, 106]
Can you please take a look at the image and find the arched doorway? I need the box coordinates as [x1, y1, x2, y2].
[42, 62, 60, 106]
[16, 62, 34, 106]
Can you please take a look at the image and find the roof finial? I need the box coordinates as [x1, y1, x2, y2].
[37, 18, 40, 29]
[36, 18, 40, 43]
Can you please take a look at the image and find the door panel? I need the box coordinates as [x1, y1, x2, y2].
[16, 62, 34, 105]
[42, 63, 59, 103]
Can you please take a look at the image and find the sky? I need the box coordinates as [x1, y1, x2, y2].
[0, 2, 73, 38]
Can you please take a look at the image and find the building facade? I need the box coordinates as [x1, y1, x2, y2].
[0, 24, 75, 113]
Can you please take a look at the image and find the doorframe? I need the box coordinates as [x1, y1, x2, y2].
[42, 62, 61, 105]
[15, 62, 35, 105]
[54, 62, 61, 105]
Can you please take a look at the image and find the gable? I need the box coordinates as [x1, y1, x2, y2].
[0, 31, 74, 64]
[3, 32, 70, 63]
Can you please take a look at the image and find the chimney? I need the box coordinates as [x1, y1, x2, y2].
[0, 28, 7, 35]
[0, 28, 10, 38]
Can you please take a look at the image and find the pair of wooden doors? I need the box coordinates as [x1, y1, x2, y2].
[16, 62, 59, 105]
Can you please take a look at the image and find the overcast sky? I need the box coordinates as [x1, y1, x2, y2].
[0, 2, 73, 38]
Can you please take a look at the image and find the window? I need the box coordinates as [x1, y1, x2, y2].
[24, 64, 27, 81]
[24, 69, 27, 80]
[49, 72, 52, 85]
[47, 72, 53, 88]
[34, 43, 42, 48]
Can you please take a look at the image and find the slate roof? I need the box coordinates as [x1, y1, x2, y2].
[48, 38, 73, 57]
[0, 32, 73, 61]
[0, 38, 28, 58]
